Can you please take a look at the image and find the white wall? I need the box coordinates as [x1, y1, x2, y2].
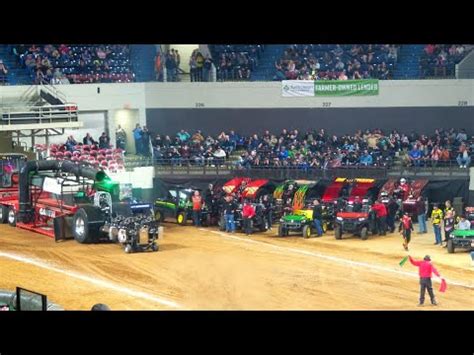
[2, 79, 474, 150]
[143, 80, 474, 108]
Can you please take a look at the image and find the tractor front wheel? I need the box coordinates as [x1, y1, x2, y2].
[176, 211, 187, 226]
[447, 239, 455, 254]
[334, 225, 342, 240]
[360, 226, 369, 240]
[278, 224, 287, 237]
[302, 225, 312, 238]
[7, 207, 17, 227]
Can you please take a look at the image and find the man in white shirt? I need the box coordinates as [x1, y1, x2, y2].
[456, 216, 471, 230]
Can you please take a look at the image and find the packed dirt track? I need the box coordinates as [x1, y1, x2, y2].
[0, 223, 472, 310]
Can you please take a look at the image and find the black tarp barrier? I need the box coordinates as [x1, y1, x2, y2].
[154, 177, 470, 206]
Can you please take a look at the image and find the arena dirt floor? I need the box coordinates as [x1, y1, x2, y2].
[0, 222, 472, 310]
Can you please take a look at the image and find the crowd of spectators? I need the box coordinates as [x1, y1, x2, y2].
[11, 44, 134, 84]
[150, 129, 236, 166]
[146, 127, 473, 170]
[419, 44, 472, 78]
[273, 44, 398, 81]
[211, 45, 264, 81]
[35, 131, 125, 172]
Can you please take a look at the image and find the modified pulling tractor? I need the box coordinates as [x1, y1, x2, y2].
[0, 160, 160, 253]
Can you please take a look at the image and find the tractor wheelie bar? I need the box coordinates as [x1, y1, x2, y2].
[0, 160, 160, 253]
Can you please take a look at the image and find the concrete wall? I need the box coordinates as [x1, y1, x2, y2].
[1, 79, 473, 149]
[143, 80, 474, 108]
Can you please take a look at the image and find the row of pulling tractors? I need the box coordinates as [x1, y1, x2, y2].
[152, 174, 463, 243]
[0, 154, 160, 253]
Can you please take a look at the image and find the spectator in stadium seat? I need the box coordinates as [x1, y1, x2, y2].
[203, 54, 213, 82]
[0, 60, 8, 84]
[115, 125, 127, 151]
[165, 51, 177, 82]
[456, 129, 468, 142]
[98, 132, 111, 149]
[65, 135, 78, 152]
[456, 144, 471, 168]
[155, 52, 163, 81]
[195, 52, 205, 82]
[133, 124, 143, 155]
[176, 129, 190, 143]
[408, 145, 423, 167]
[359, 150, 373, 166]
[83, 133, 97, 146]
[141, 126, 152, 157]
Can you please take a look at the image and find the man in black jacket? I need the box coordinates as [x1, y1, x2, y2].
[222, 195, 237, 233]
[261, 194, 273, 231]
[312, 199, 324, 236]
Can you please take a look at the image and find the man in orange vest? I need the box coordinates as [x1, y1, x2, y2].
[191, 190, 203, 226]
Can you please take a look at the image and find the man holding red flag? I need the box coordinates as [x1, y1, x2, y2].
[408, 255, 442, 306]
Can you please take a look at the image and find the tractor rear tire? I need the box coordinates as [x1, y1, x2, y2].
[7, 207, 16, 227]
[302, 225, 312, 238]
[360, 227, 369, 240]
[334, 225, 342, 240]
[0, 205, 8, 224]
[72, 206, 104, 244]
[447, 239, 455, 254]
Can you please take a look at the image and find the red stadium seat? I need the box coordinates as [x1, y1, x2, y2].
[100, 160, 108, 167]
[99, 149, 107, 156]
[105, 149, 113, 155]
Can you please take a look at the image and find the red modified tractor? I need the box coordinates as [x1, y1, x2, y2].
[0, 160, 159, 253]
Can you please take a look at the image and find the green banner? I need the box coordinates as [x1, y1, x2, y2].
[314, 79, 379, 96]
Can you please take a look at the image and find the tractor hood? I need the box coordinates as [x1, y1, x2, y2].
[337, 212, 369, 219]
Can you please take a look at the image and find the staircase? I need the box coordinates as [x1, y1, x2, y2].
[0, 45, 32, 85]
[393, 45, 425, 80]
[130, 45, 158, 82]
[250, 45, 289, 81]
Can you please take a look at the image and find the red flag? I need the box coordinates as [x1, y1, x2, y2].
[439, 278, 447, 293]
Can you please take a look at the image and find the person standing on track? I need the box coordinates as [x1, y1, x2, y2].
[242, 200, 256, 236]
[416, 196, 428, 234]
[312, 199, 324, 237]
[399, 212, 414, 251]
[223, 195, 236, 233]
[372, 199, 388, 235]
[408, 255, 441, 306]
[191, 190, 203, 227]
[431, 204, 444, 245]
[442, 200, 455, 247]
[261, 194, 273, 231]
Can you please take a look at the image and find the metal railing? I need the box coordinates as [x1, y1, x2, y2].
[1, 104, 79, 125]
[150, 158, 471, 179]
